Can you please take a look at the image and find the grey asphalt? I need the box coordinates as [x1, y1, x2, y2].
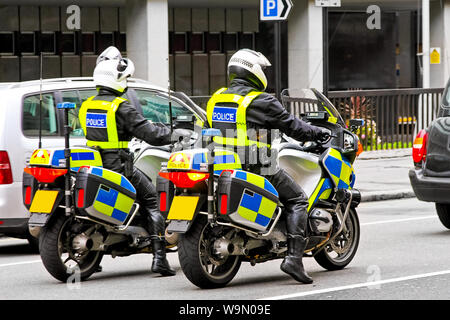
[354, 148, 415, 202]
[1, 197, 448, 300]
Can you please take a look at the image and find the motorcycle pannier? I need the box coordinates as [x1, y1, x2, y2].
[75, 166, 136, 226]
[217, 170, 279, 232]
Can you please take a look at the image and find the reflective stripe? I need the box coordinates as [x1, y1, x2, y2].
[79, 96, 129, 149]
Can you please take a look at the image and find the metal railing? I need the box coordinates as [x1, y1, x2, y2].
[282, 88, 444, 151]
[190, 87, 445, 151]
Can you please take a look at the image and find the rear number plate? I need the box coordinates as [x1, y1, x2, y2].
[29, 190, 59, 214]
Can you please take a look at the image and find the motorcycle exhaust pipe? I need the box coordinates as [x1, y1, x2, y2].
[72, 234, 93, 252]
[29, 226, 42, 239]
[214, 238, 248, 256]
[165, 228, 179, 245]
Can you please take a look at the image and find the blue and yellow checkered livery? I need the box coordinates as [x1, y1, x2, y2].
[236, 189, 278, 229]
[306, 148, 355, 212]
[226, 170, 279, 232]
[84, 167, 136, 225]
[168, 148, 242, 173]
[52, 148, 103, 171]
[322, 148, 355, 190]
[29, 147, 103, 171]
[232, 170, 278, 197]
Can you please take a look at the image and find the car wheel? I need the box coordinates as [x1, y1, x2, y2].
[436, 203, 450, 229]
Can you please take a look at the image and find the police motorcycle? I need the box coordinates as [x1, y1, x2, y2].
[156, 88, 363, 288]
[22, 101, 198, 282]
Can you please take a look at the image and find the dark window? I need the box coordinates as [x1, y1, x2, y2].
[81, 33, 95, 54]
[60, 32, 76, 54]
[117, 32, 126, 53]
[224, 33, 237, 52]
[239, 33, 254, 49]
[173, 33, 187, 53]
[40, 32, 56, 54]
[22, 93, 58, 136]
[19, 32, 35, 55]
[190, 33, 204, 53]
[97, 33, 114, 54]
[0, 32, 14, 54]
[206, 33, 221, 53]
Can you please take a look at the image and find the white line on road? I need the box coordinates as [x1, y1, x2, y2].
[260, 269, 450, 300]
[0, 260, 41, 268]
[360, 215, 436, 226]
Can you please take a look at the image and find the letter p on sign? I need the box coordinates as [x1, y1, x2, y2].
[264, 0, 278, 17]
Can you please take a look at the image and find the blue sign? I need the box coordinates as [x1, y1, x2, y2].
[212, 107, 237, 123]
[260, 0, 293, 21]
[86, 113, 107, 128]
[263, 0, 278, 17]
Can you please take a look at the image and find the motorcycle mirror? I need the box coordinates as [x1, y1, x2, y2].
[349, 119, 364, 127]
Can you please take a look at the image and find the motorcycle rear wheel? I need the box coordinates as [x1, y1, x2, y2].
[178, 215, 241, 289]
[313, 207, 360, 271]
[39, 212, 103, 283]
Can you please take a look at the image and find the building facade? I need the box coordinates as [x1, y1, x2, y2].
[0, 0, 449, 96]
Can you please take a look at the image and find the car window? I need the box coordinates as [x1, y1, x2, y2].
[134, 89, 193, 124]
[61, 90, 87, 137]
[22, 93, 58, 136]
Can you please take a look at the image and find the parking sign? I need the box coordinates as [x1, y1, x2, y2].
[260, 0, 293, 21]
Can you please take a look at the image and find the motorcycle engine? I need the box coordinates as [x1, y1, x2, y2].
[309, 208, 333, 234]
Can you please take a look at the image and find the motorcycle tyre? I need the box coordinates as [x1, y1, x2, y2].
[39, 212, 103, 283]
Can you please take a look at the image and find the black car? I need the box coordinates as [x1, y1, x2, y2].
[409, 79, 450, 228]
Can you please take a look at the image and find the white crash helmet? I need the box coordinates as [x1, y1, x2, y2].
[93, 57, 135, 94]
[96, 46, 122, 65]
[228, 49, 271, 91]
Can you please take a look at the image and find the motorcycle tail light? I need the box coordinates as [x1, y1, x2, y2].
[219, 194, 228, 215]
[160, 191, 167, 212]
[412, 130, 428, 165]
[24, 186, 32, 205]
[159, 171, 209, 189]
[76, 188, 85, 208]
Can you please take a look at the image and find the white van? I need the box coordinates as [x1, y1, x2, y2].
[0, 77, 205, 247]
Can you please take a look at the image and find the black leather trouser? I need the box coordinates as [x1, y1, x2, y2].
[266, 168, 309, 239]
[129, 167, 165, 239]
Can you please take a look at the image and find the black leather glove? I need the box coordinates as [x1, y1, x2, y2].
[172, 128, 192, 142]
[316, 130, 331, 143]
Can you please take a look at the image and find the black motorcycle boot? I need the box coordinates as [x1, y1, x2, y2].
[151, 238, 176, 276]
[280, 236, 313, 284]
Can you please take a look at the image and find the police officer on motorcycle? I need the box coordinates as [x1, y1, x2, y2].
[205, 49, 329, 284]
[78, 46, 177, 276]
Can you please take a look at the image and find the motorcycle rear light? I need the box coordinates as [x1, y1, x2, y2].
[220, 194, 228, 215]
[412, 130, 428, 164]
[76, 188, 85, 208]
[24, 186, 32, 205]
[23, 167, 67, 184]
[159, 171, 209, 189]
[0, 151, 13, 184]
[160, 191, 167, 212]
